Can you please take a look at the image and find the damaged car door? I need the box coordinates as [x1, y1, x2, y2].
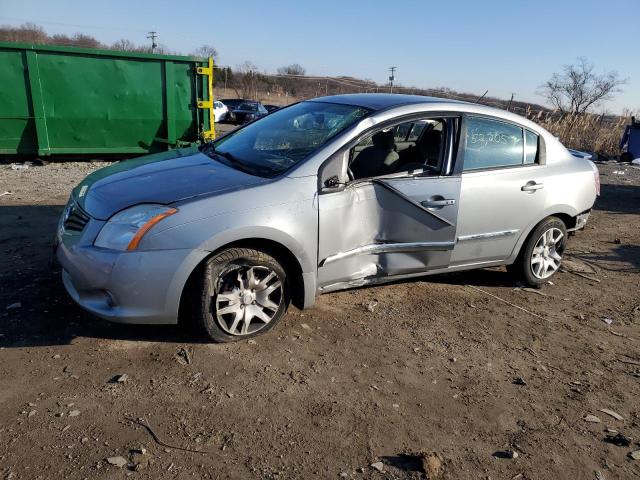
[317, 116, 461, 291]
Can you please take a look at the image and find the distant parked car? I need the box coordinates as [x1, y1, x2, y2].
[213, 101, 228, 123]
[57, 94, 599, 342]
[264, 104, 281, 113]
[219, 99, 245, 122]
[229, 101, 268, 125]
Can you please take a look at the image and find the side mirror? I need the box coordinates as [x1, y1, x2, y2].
[324, 175, 345, 189]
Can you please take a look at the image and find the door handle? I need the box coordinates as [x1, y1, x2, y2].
[421, 198, 456, 208]
[521, 181, 544, 192]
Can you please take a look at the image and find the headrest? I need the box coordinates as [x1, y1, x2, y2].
[419, 129, 443, 159]
[372, 130, 395, 150]
[422, 129, 442, 144]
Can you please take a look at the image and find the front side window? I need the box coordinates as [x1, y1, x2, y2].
[349, 118, 447, 180]
[205, 101, 370, 177]
[463, 117, 523, 171]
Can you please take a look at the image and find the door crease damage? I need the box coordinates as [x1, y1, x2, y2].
[317, 176, 460, 291]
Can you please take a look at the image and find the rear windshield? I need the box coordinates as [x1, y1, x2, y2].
[238, 103, 258, 111]
[204, 101, 370, 177]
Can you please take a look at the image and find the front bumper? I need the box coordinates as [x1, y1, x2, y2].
[57, 237, 209, 325]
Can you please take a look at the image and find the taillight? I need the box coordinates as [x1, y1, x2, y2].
[594, 168, 600, 196]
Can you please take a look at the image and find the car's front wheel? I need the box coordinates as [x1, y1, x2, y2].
[510, 217, 567, 287]
[195, 248, 289, 342]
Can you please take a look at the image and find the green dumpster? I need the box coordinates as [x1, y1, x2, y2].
[0, 41, 214, 157]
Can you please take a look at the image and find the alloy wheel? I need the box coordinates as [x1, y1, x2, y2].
[530, 227, 564, 279]
[214, 265, 283, 336]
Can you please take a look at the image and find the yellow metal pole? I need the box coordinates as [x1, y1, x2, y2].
[208, 56, 215, 139]
[196, 56, 216, 140]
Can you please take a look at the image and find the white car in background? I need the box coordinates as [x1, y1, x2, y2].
[213, 101, 228, 123]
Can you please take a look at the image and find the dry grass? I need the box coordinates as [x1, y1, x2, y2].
[523, 108, 628, 158]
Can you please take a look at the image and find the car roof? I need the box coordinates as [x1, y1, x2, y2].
[306, 93, 551, 137]
[308, 93, 468, 111]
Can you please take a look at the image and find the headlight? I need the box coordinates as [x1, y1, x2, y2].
[94, 204, 177, 251]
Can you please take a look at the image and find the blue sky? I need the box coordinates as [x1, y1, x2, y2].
[1, 0, 638, 113]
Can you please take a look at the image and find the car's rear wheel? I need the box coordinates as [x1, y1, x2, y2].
[510, 217, 567, 287]
[196, 248, 289, 342]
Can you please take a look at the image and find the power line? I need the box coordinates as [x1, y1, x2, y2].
[0, 16, 149, 34]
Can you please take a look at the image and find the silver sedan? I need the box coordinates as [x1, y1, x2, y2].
[56, 94, 599, 342]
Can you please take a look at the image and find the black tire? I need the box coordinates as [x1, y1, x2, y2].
[195, 248, 289, 342]
[509, 216, 567, 287]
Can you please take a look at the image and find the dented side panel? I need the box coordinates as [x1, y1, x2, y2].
[317, 175, 461, 290]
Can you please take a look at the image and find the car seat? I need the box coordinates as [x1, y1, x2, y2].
[350, 130, 400, 179]
[420, 129, 443, 169]
[397, 128, 443, 172]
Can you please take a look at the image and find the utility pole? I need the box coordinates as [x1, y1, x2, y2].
[147, 31, 158, 53]
[507, 93, 515, 112]
[388, 66, 396, 94]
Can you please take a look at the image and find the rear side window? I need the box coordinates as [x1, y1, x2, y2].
[463, 117, 523, 171]
[524, 129, 538, 164]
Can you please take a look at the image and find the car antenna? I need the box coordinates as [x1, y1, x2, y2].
[474, 90, 488, 104]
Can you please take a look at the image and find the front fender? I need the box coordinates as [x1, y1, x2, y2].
[199, 225, 316, 274]
[139, 176, 319, 278]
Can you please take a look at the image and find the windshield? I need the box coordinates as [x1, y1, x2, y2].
[204, 101, 370, 177]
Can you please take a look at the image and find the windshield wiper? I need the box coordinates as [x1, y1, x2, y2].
[201, 142, 262, 176]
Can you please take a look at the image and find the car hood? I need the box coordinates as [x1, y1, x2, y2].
[73, 147, 269, 220]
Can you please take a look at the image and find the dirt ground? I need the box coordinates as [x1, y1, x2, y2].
[1, 157, 639, 480]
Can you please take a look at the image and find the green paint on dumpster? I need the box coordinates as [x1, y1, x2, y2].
[0, 42, 212, 156]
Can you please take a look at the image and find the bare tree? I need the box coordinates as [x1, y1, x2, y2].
[111, 39, 139, 52]
[277, 63, 306, 76]
[192, 45, 218, 61]
[0, 22, 49, 43]
[276, 64, 306, 95]
[539, 58, 626, 115]
[234, 61, 262, 99]
[50, 33, 102, 49]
